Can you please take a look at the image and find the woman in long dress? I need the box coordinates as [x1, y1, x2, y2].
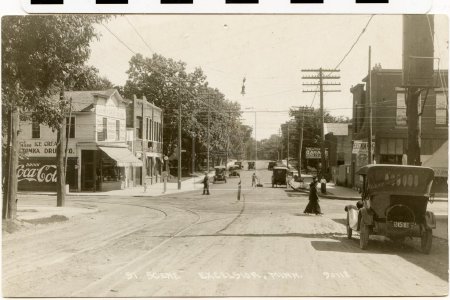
[304, 177, 322, 215]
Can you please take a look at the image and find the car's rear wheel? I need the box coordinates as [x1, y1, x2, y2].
[360, 223, 369, 250]
[346, 213, 352, 239]
[421, 228, 432, 254]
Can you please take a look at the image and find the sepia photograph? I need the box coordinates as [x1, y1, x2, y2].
[1, 14, 449, 297]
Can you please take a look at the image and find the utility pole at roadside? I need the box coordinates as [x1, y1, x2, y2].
[302, 68, 341, 178]
[368, 46, 373, 165]
[178, 100, 182, 190]
[299, 109, 304, 175]
[56, 83, 66, 207]
[403, 15, 435, 166]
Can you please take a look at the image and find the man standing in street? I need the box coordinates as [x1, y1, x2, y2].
[251, 172, 258, 187]
[202, 172, 210, 195]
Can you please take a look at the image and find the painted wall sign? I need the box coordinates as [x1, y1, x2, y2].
[17, 158, 57, 191]
[19, 140, 76, 157]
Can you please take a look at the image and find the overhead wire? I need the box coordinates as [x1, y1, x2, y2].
[309, 15, 375, 108]
[101, 22, 239, 122]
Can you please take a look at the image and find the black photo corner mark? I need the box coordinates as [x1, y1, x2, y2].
[291, 0, 324, 3]
[356, 0, 388, 3]
[31, 0, 63, 4]
[161, 0, 194, 3]
[226, 0, 259, 4]
[96, 0, 128, 4]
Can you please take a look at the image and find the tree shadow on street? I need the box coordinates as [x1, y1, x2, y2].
[318, 218, 449, 282]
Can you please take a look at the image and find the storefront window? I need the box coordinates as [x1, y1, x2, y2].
[101, 156, 121, 182]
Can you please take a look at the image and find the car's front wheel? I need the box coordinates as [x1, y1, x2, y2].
[360, 223, 369, 250]
[421, 228, 432, 254]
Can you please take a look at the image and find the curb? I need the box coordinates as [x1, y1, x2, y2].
[287, 183, 448, 202]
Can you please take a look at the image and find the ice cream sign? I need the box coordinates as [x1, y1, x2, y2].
[19, 140, 76, 157]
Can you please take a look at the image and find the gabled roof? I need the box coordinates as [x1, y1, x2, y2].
[60, 89, 125, 112]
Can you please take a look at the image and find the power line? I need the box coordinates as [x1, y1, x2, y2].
[309, 15, 375, 108]
[102, 23, 137, 55]
[334, 15, 375, 70]
[125, 16, 155, 55]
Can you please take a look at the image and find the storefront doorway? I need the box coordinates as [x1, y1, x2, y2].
[81, 150, 96, 191]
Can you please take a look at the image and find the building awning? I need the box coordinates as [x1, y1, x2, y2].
[99, 147, 143, 167]
[422, 141, 448, 177]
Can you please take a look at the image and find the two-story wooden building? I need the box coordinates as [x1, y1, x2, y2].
[18, 89, 143, 192]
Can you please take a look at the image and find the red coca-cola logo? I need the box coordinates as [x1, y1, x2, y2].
[17, 164, 57, 183]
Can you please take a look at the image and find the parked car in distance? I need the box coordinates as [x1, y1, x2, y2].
[213, 166, 227, 183]
[268, 161, 276, 170]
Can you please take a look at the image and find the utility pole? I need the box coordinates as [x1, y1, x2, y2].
[368, 46, 373, 165]
[226, 111, 230, 169]
[299, 108, 305, 176]
[178, 101, 182, 190]
[142, 98, 146, 187]
[287, 123, 290, 169]
[207, 100, 210, 172]
[302, 68, 341, 178]
[255, 111, 257, 162]
[64, 97, 73, 173]
[56, 84, 66, 207]
[191, 135, 195, 174]
[4, 103, 19, 219]
[279, 128, 283, 162]
[403, 15, 434, 166]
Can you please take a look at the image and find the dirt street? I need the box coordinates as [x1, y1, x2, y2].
[3, 163, 448, 297]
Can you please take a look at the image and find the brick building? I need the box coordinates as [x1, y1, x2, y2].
[351, 68, 448, 190]
[126, 95, 164, 187]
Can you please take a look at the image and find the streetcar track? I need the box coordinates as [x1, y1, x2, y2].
[3, 201, 170, 280]
[71, 202, 204, 297]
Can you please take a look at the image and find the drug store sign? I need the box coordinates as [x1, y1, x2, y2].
[19, 140, 76, 157]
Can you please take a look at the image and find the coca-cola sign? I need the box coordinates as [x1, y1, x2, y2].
[17, 158, 58, 191]
[18, 163, 57, 183]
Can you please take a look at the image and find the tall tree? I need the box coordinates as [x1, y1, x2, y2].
[286, 107, 349, 171]
[124, 53, 244, 170]
[2, 15, 108, 218]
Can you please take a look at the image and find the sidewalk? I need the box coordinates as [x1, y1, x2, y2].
[17, 172, 215, 198]
[8, 173, 213, 233]
[289, 180, 448, 202]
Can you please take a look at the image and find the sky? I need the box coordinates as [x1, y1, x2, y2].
[88, 14, 449, 140]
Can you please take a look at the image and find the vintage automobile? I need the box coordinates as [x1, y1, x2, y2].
[213, 166, 227, 183]
[268, 161, 276, 170]
[272, 166, 289, 188]
[345, 164, 436, 253]
[229, 166, 241, 177]
[248, 161, 256, 170]
[234, 161, 244, 169]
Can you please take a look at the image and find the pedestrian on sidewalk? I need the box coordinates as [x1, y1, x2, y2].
[304, 177, 322, 215]
[202, 172, 210, 195]
[251, 173, 258, 187]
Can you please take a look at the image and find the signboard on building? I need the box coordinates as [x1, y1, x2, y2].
[352, 141, 375, 154]
[305, 147, 328, 159]
[19, 140, 76, 157]
[17, 158, 57, 191]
